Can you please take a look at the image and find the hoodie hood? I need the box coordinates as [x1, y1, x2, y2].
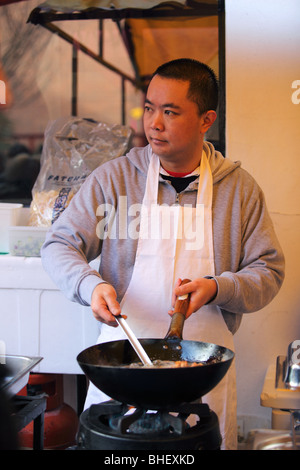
[203, 141, 241, 183]
[126, 142, 241, 184]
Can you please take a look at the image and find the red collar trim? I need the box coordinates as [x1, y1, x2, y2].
[165, 170, 192, 177]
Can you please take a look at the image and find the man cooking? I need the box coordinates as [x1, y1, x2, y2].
[41, 58, 285, 449]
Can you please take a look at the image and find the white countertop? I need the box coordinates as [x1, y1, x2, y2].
[0, 255, 99, 374]
[0, 254, 58, 289]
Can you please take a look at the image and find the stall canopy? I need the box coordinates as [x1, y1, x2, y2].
[0, 0, 31, 5]
[25, 0, 225, 152]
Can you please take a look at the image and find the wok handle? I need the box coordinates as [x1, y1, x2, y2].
[165, 279, 191, 340]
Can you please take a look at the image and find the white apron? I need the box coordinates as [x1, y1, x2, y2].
[84, 148, 237, 449]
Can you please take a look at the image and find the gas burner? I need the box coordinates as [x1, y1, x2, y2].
[77, 400, 221, 450]
[109, 407, 183, 436]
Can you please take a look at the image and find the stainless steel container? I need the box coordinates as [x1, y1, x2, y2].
[0, 355, 42, 396]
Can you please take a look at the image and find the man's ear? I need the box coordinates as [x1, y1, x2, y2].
[201, 110, 217, 133]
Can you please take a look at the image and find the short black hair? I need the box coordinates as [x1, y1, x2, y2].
[153, 58, 219, 115]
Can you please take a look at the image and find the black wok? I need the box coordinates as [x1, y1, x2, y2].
[77, 280, 234, 410]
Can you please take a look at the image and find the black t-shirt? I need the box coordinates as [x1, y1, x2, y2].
[160, 174, 198, 193]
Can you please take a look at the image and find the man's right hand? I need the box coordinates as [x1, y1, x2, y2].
[91, 283, 121, 327]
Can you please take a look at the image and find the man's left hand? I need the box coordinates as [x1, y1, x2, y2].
[169, 277, 218, 318]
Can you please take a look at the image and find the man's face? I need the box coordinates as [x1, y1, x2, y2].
[143, 75, 206, 170]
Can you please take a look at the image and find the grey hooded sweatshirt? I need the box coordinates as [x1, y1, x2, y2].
[41, 142, 285, 334]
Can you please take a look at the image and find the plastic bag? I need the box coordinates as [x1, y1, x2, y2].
[29, 117, 132, 226]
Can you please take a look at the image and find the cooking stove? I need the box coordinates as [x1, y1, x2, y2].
[76, 400, 221, 450]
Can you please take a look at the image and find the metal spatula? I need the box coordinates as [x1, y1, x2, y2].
[115, 315, 152, 366]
